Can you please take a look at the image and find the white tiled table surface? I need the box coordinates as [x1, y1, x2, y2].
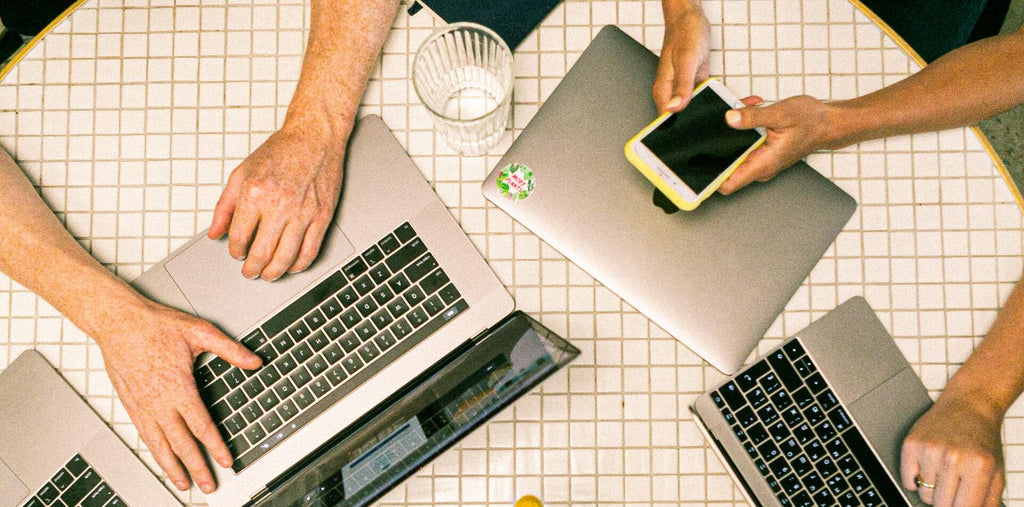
[2, 0, 1023, 505]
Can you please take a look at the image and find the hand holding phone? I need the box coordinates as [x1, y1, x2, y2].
[626, 79, 766, 211]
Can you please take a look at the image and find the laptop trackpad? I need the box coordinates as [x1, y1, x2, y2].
[165, 224, 355, 338]
[0, 459, 28, 507]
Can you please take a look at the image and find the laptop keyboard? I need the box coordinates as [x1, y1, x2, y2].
[194, 222, 469, 472]
[21, 454, 124, 507]
[712, 340, 907, 507]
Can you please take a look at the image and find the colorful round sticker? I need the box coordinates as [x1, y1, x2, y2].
[496, 163, 535, 201]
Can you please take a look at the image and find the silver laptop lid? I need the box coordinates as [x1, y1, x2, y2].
[482, 25, 856, 373]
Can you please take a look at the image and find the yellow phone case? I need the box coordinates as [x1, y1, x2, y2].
[624, 79, 764, 211]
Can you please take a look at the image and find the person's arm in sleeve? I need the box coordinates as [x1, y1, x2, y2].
[208, 0, 400, 281]
[0, 149, 261, 493]
[718, 24, 1024, 194]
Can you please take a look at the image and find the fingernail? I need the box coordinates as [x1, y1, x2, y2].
[201, 482, 215, 494]
[725, 110, 741, 126]
[219, 457, 233, 468]
[175, 481, 189, 491]
[667, 96, 682, 109]
[244, 272, 259, 280]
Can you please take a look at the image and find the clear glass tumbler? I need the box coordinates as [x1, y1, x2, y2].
[412, 22, 514, 156]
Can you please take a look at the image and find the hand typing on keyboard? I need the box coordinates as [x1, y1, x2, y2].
[94, 297, 262, 494]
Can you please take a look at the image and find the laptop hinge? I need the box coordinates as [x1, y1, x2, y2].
[249, 486, 271, 505]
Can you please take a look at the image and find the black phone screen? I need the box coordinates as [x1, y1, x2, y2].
[640, 87, 763, 194]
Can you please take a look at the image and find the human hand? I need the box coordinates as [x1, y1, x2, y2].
[96, 296, 261, 493]
[718, 95, 837, 195]
[654, 1, 711, 113]
[209, 125, 345, 281]
[900, 393, 1005, 506]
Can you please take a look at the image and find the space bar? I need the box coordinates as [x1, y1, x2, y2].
[232, 299, 469, 472]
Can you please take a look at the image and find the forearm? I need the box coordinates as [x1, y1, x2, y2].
[825, 27, 1024, 148]
[663, 0, 702, 18]
[282, 0, 400, 146]
[0, 155, 144, 342]
[938, 277, 1024, 420]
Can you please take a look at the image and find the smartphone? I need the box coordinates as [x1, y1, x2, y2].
[625, 79, 766, 211]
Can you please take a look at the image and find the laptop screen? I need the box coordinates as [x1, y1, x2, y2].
[252, 312, 578, 507]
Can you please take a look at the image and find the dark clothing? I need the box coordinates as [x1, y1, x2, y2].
[0, 0, 76, 36]
[861, 0, 1010, 63]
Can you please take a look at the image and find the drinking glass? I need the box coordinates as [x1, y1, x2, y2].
[412, 22, 514, 156]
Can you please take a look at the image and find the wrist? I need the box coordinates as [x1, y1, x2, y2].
[663, 0, 702, 20]
[72, 276, 151, 348]
[937, 379, 1009, 423]
[281, 100, 354, 153]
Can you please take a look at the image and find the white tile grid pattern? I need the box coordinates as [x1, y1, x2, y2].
[1, 0, 1022, 505]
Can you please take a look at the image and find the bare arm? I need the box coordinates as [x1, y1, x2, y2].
[720, 25, 1024, 193]
[653, 0, 710, 113]
[208, 0, 401, 281]
[0, 149, 262, 493]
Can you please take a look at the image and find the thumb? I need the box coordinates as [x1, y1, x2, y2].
[725, 103, 783, 131]
[193, 323, 262, 370]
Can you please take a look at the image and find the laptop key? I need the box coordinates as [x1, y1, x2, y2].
[224, 414, 246, 435]
[768, 456, 792, 478]
[372, 285, 394, 306]
[375, 331, 397, 351]
[816, 421, 837, 442]
[387, 272, 410, 293]
[813, 488, 836, 506]
[404, 286, 426, 307]
[747, 387, 768, 409]
[767, 350, 802, 391]
[304, 309, 327, 331]
[337, 287, 359, 307]
[780, 473, 801, 495]
[353, 275, 374, 296]
[261, 413, 283, 433]
[790, 491, 813, 507]
[829, 407, 853, 431]
[208, 357, 231, 376]
[780, 437, 800, 460]
[794, 423, 814, 444]
[85, 483, 114, 507]
[320, 298, 343, 319]
[358, 342, 380, 362]
[227, 390, 248, 410]
[368, 264, 391, 285]
[394, 222, 416, 243]
[420, 269, 450, 295]
[771, 390, 793, 411]
[817, 391, 839, 411]
[783, 340, 805, 361]
[241, 402, 263, 423]
[201, 379, 230, 405]
[227, 436, 249, 456]
[807, 441, 826, 462]
[290, 366, 312, 388]
[255, 344, 278, 363]
[262, 271, 347, 339]
[817, 456, 839, 479]
[273, 378, 296, 399]
[323, 343, 345, 364]
[406, 253, 438, 282]
[195, 365, 216, 388]
[339, 333, 361, 353]
[323, 320, 345, 340]
[760, 372, 781, 395]
[423, 295, 444, 316]
[61, 469, 100, 506]
[258, 365, 281, 387]
[272, 334, 294, 354]
[386, 237, 426, 272]
[326, 365, 347, 385]
[736, 406, 757, 427]
[827, 474, 848, 495]
[807, 374, 828, 396]
[371, 307, 394, 328]
[387, 297, 410, 317]
[792, 454, 813, 476]
[289, 321, 310, 341]
[342, 257, 368, 280]
[837, 490, 858, 507]
[859, 489, 882, 507]
[294, 387, 315, 409]
[290, 343, 311, 363]
[781, 406, 802, 426]
[825, 437, 847, 460]
[37, 483, 59, 504]
[362, 245, 384, 266]
[308, 355, 329, 376]
[278, 400, 298, 421]
[804, 471, 824, 494]
[439, 284, 461, 305]
[378, 233, 400, 254]
[355, 321, 376, 341]
[274, 354, 298, 376]
[407, 307, 428, 327]
[757, 404, 779, 426]
[340, 308, 361, 328]
[356, 296, 378, 317]
[736, 361, 769, 392]
[342, 354, 363, 375]
[242, 329, 269, 351]
[719, 382, 745, 411]
[768, 421, 790, 442]
[391, 318, 412, 339]
[792, 387, 814, 409]
[52, 469, 74, 491]
[257, 391, 280, 411]
[310, 376, 331, 397]
[794, 356, 816, 377]
[747, 423, 769, 445]
[245, 425, 266, 445]
[224, 368, 246, 389]
[208, 402, 230, 426]
[242, 377, 263, 398]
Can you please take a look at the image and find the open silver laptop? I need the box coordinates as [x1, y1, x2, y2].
[482, 25, 857, 374]
[0, 350, 180, 507]
[692, 297, 932, 506]
[134, 115, 580, 506]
